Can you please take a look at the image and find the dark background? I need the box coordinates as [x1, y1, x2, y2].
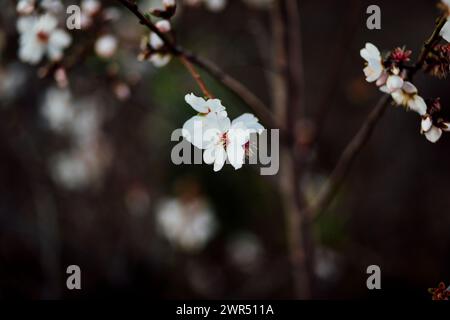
[0, 0, 449, 299]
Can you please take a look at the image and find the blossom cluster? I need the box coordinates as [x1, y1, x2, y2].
[16, 0, 121, 67]
[360, 1, 450, 143]
[181, 93, 264, 171]
[16, 0, 72, 65]
[361, 42, 449, 143]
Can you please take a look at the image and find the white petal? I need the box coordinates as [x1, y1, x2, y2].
[232, 113, 264, 134]
[226, 141, 245, 170]
[408, 96, 427, 116]
[149, 53, 171, 67]
[49, 29, 72, 49]
[360, 43, 380, 61]
[185, 93, 209, 113]
[210, 145, 226, 171]
[424, 126, 442, 143]
[36, 14, 58, 33]
[19, 39, 45, 64]
[386, 75, 404, 92]
[203, 146, 216, 165]
[17, 16, 37, 33]
[421, 117, 432, 132]
[391, 90, 406, 105]
[205, 99, 226, 114]
[439, 19, 450, 43]
[182, 115, 209, 149]
[402, 81, 417, 94]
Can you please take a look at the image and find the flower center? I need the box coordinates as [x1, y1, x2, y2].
[37, 31, 49, 44]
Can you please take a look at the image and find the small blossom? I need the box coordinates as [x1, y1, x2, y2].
[95, 34, 118, 59]
[156, 197, 217, 252]
[420, 99, 450, 143]
[360, 43, 384, 83]
[147, 20, 172, 67]
[17, 14, 71, 65]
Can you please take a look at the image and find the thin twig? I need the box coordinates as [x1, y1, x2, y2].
[180, 56, 213, 99]
[116, 0, 276, 128]
[311, 94, 390, 219]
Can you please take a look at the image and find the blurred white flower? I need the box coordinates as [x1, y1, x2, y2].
[17, 0, 35, 15]
[17, 14, 71, 65]
[226, 233, 263, 271]
[41, 87, 74, 131]
[314, 247, 341, 282]
[360, 43, 384, 83]
[51, 140, 110, 190]
[156, 197, 217, 252]
[40, 0, 64, 14]
[95, 34, 118, 58]
[0, 64, 27, 102]
[147, 20, 172, 67]
[80, 0, 102, 28]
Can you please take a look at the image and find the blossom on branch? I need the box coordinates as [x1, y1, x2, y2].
[181, 93, 264, 172]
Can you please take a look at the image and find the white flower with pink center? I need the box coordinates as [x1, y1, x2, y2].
[17, 13, 71, 65]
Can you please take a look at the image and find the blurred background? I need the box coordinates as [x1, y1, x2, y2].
[0, 0, 449, 299]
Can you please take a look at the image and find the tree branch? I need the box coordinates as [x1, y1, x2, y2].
[311, 94, 390, 219]
[116, 0, 276, 128]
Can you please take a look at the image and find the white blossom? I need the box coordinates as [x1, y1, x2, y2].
[148, 20, 172, 67]
[17, 14, 71, 65]
[156, 197, 217, 252]
[95, 34, 118, 58]
[182, 93, 264, 171]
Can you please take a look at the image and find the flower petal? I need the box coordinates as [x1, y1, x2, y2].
[182, 115, 209, 149]
[226, 141, 245, 170]
[439, 19, 450, 43]
[408, 95, 427, 116]
[421, 116, 432, 132]
[386, 75, 404, 92]
[185, 93, 209, 113]
[424, 126, 442, 143]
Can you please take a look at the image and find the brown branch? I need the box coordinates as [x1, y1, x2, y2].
[116, 0, 276, 128]
[311, 94, 390, 219]
[180, 56, 213, 99]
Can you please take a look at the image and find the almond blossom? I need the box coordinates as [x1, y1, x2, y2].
[17, 13, 71, 65]
[360, 43, 384, 83]
[181, 93, 264, 171]
[420, 98, 450, 143]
